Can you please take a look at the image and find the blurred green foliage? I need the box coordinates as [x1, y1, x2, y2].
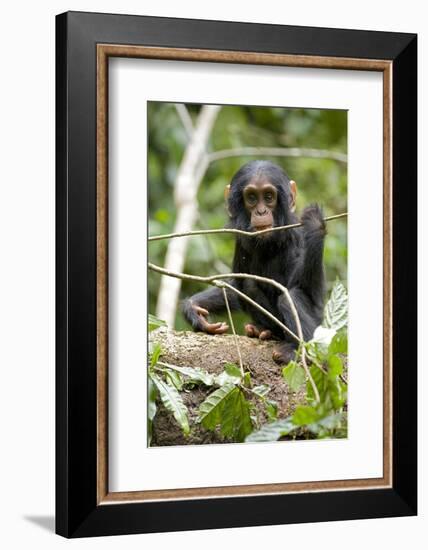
[148, 102, 347, 331]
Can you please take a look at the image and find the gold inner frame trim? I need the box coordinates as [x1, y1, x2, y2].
[96, 43, 393, 505]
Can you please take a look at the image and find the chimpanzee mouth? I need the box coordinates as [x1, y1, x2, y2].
[254, 225, 273, 232]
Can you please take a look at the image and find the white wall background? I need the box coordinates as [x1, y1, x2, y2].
[0, 1, 425, 548]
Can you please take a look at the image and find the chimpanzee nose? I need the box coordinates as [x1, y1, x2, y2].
[257, 208, 268, 216]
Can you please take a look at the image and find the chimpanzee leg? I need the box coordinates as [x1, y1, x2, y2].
[272, 288, 321, 364]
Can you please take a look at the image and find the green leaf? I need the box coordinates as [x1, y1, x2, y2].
[323, 281, 348, 330]
[225, 363, 243, 379]
[252, 384, 271, 398]
[246, 417, 295, 442]
[198, 383, 236, 429]
[149, 342, 162, 368]
[330, 378, 347, 410]
[266, 400, 278, 421]
[307, 365, 326, 403]
[282, 361, 306, 392]
[161, 363, 216, 386]
[151, 373, 190, 436]
[165, 369, 184, 391]
[147, 376, 158, 446]
[307, 361, 346, 411]
[243, 372, 252, 388]
[292, 405, 322, 426]
[307, 363, 346, 411]
[317, 412, 345, 430]
[307, 412, 346, 437]
[215, 367, 241, 387]
[328, 329, 348, 355]
[148, 314, 167, 332]
[327, 355, 343, 378]
[148, 377, 158, 424]
[306, 340, 328, 363]
[219, 387, 253, 442]
[198, 384, 252, 442]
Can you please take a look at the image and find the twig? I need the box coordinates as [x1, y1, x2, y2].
[221, 287, 244, 376]
[219, 281, 298, 342]
[207, 146, 348, 165]
[149, 213, 348, 242]
[282, 288, 320, 403]
[174, 104, 194, 138]
[148, 263, 299, 341]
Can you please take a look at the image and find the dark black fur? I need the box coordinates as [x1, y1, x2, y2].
[182, 160, 326, 363]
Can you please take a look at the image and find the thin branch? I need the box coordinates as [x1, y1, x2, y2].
[149, 212, 348, 242]
[282, 288, 320, 403]
[174, 104, 194, 139]
[148, 263, 299, 342]
[207, 147, 348, 165]
[220, 282, 299, 342]
[193, 154, 210, 189]
[221, 287, 244, 376]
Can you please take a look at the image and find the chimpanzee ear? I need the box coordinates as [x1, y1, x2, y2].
[224, 184, 232, 216]
[224, 183, 232, 218]
[289, 180, 297, 212]
[224, 183, 230, 201]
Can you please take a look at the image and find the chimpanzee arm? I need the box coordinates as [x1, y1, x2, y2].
[298, 204, 326, 305]
[181, 282, 240, 334]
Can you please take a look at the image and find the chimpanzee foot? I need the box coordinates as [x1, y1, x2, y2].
[245, 324, 273, 340]
[272, 342, 296, 365]
[244, 324, 260, 338]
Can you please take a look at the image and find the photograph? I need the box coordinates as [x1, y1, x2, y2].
[52, 9, 418, 538]
[0, 0, 422, 546]
[147, 101, 348, 446]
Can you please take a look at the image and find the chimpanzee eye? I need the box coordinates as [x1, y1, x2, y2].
[264, 192, 274, 202]
[247, 193, 257, 204]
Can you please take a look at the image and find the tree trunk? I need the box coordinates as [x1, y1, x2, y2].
[155, 105, 221, 326]
[150, 328, 307, 446]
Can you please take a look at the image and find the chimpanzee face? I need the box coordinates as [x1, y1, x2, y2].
[227, 160, 297, 236]
[243, 177, 278, 231]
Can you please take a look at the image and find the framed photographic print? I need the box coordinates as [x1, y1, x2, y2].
[56, 11, 417, 538]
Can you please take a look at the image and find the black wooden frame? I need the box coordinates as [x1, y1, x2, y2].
[56, 11, 417, 538]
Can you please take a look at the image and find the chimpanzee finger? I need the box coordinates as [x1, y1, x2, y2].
[200, 319, 224, 334]
[213, 322, 229, 334]
[194, 305, 209, 317]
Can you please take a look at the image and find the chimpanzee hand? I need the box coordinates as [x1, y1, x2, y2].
[301, 204, 326, 235]
[190, 304, 229, 335]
